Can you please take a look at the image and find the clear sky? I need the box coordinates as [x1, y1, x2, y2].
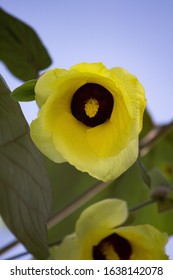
[0, 0, 173, 259]
[0, 0, 173, 124]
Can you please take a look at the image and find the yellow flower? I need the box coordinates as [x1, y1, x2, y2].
[30, 63, 146, 181]
[49, 199, 168, 260]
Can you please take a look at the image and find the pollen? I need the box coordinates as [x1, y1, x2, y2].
[84, 98, 99, 118]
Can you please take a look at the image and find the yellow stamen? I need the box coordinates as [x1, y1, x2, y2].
[84, 98, 99, 118]
[101, 242, 119, 260]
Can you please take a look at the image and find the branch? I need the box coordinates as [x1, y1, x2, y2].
[6, 251, 30, 260]
[129, 198, 156, 212]
[140, 120, 173, 156]
[47, 180, 112, 229]
[0, 239, 18, 255]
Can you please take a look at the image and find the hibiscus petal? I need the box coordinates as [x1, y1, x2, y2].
[115, 225, 168, 260]
[76, 199, 128, 238]
[69, 62, 110, 77]
[49, 233, 80, 260]
[30, 116, 65, 163]
[35, 68, 67, 107]
[51, 111, 139, 181]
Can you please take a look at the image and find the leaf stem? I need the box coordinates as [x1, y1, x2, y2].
[129, 198, 156, 212]
[47, 180, 112, 229]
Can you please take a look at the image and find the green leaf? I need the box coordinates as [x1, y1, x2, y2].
[11, 80, 37, 102]
[0, 75, 52, 259]
[0, 8, 52, 81]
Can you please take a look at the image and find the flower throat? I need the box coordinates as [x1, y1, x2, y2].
[92, 233, 132, 260]
[71, 83, 114, 127]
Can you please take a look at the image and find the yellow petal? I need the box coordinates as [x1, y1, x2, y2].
[30, 116, 65, 163]
[48, 233, 80, 260]
[35, 68, 67, 107]
[70, 62, 110, 77]
[110, 67, 146, 131]
[86, 102, 132, 157]
[36, 63, 111, 108]
[85, 67, 146, 158]
[76, 199, 128, 242]
[52, 111, 139, 181]
[75, 199, 128, 259]
[52, 112, 90, 163]
[115, 225, 168, 260]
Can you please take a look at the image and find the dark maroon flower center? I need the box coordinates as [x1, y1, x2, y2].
[71, 83, 114, 127]
[93, 233, 132, 260]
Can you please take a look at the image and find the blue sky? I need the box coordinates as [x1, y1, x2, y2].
[0, 0, 173, 259]
[0, 0, 173, 124]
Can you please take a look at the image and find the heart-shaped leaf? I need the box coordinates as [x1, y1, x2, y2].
[0, 8, 52, 81]
[0, 76, 52, 259]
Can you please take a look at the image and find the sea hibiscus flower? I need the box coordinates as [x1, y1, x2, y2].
[49, 199, 168, 260]
[30, 63, 146, 181]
